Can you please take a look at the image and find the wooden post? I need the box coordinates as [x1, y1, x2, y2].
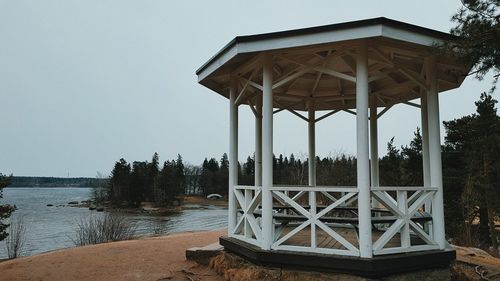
[262, 54, 274, 250]
[255, 97, 263, 187]
[370, 95, 380, 210]
[356, 43, 373, 258]
[426, 56, 446, 249]
[228, 79, 239, 237]
[308, 102, 317, 249]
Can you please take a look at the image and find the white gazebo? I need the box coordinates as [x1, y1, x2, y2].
[196, 18, 470, 276]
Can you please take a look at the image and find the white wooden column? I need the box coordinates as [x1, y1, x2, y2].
[421, 87, 432, 231]
[370, 95, 380, 210]
[426, 56, 446, 249]
[228, 79, 239, 237]
[261, 54, 274, 250]
[308, 102, 317, 249]
[255, 97, 263, 187]
[356, 43, 373, 258]
[248, 97, 262, 239]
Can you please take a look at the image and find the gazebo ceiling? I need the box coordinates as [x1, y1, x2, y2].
[196, 17, 471, 111]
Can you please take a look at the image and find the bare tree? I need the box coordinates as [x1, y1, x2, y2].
[5, 216, 28, 259]
[72, 213, 136, 246]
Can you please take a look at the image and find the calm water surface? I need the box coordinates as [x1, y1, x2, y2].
[0, 187, 227, 258]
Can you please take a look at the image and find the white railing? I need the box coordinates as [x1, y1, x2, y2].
[371, 186, 439, 255]
[231, 185, 262, 247]
[229, 185, 439, 257]
[270, 186, 360, 256]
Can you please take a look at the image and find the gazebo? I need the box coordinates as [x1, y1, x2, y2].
[196, 18, 470, 277]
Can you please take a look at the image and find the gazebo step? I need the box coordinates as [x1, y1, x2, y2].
[185, 242, 224, 265]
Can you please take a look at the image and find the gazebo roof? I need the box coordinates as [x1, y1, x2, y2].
[197, 17, 471, 111]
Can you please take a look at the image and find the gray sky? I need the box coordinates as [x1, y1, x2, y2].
[0, 0, 495, 177]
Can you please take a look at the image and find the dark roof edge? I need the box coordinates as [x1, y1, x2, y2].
[196, 17, 455, 75]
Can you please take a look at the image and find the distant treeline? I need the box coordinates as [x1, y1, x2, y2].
[8, 176, 107, 188]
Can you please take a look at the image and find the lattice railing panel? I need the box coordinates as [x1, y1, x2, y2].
[371, 186, 439, 255]
[232, 185, 262, 246]
[270, 186, 360, 256]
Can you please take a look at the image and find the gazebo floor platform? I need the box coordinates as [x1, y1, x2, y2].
[275, 226, 428, 249]
[220, 232, 456, 278]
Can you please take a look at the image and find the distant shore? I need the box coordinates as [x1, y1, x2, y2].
[6, 176, 107, 188]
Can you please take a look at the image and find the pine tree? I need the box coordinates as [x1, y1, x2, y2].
[444, 0, 500, 91]
[175, 154, 185, 195]
[0, 174, 15, 241]
[380, 138, 404, 186]
[219, 153, 229, 195]
[110, 158, 131, 203]
[401, 128, 424, 186]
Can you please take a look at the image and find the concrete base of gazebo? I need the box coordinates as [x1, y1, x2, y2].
[220, 236, 455, 278]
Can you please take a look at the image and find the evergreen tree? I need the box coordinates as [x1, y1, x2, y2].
[219, 153, 229, 195]
[443, 93, 500, 251]
[401, 128, 424, 186]
[445, 0, 500, 91]
[145, 153, 159, 201]
[175, 154, 186, 195]
[380, 138, 404, 186]
[130, 161, 149, 206]
[110, 159, 131, 203]
[0, 174, 15, 241]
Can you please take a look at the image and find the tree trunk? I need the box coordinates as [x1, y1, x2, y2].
[488, 208, 499, 257]
[479, 206, 490, 247]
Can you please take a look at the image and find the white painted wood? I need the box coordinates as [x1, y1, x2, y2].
[233, 234, 262, 248]
[356, 43, 373, 258]
[316, 192, 357, 218]
[236, 68, 258, 105]
[273, 68, 308, 89]
[270, 186, 358, 192]
[315, 109, 340, 123]
[255, 97, 262, 187]
[398, 191, 410, 248]
[409, 220, 436, 245]
[276, 55, 356, 83]
[372, 191, 404, 217]
[228, 80, 239, 237]
[244, 190, 252, 238]
[234, 185, 259, 190]
[320, 191, 338, 203]
[422, 78, 432, 236]
[261, 54, 274, 250]
[373, 219, 405, 251]
[370, 95, 380, 210]
[374, 244, 439, 255]
[239, 25, 383, 56]
[316, 220, 359, 252]
[426, 56, 446, 249]
[273, 244, 359, 256]
[371, 186, 437, 191]
[236, 75, 263, 91]
[371, 48, 429, 91]
[308, 103, 317, 249]
[272, 191, 311, 218]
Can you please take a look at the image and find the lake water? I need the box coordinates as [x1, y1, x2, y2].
[0, 187, 227, 258]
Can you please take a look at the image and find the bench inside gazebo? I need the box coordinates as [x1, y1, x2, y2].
[196, 17, 470, 277]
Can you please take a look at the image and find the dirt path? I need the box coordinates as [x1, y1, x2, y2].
[0, 230, 226, 281]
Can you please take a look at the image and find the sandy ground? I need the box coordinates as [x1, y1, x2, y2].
[0, 230, 226, 281]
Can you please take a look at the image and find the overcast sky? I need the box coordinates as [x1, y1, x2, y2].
[0, 0, 495, 177]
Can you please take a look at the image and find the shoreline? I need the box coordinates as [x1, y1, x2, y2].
[0, 229, 226, 281]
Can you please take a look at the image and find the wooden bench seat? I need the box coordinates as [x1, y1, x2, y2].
[238, 209, 432, 225]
